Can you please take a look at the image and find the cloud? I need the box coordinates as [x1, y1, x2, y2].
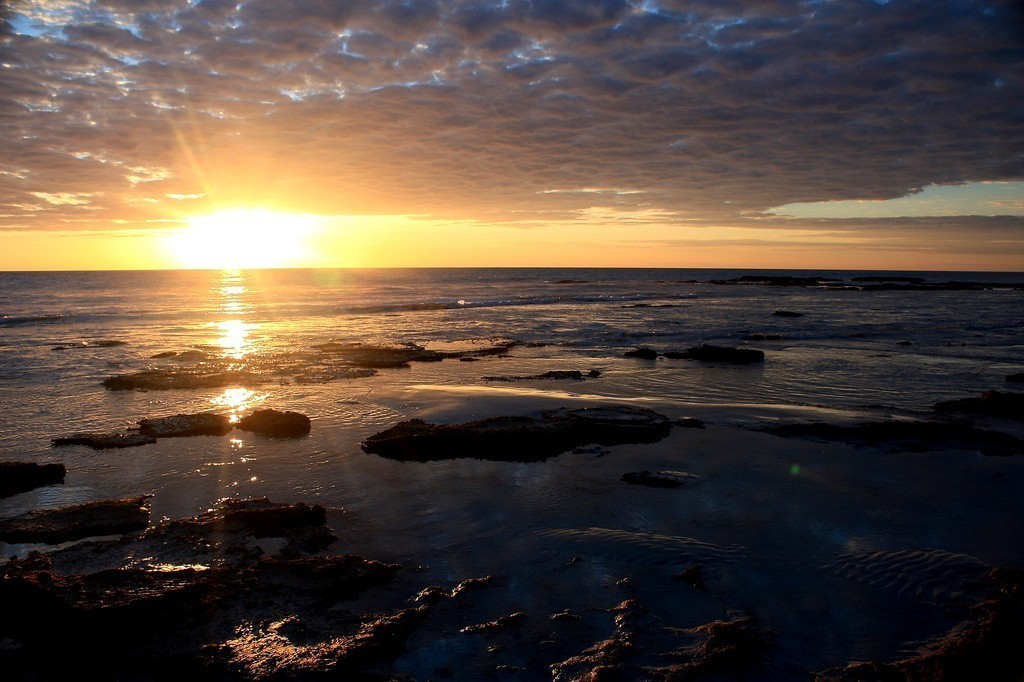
[0, 0, 1021, 257]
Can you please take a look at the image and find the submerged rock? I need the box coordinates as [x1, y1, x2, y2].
[0, 496, 151, 544]
[483, 370, 599, 382]
[103, 369, 262, 390]
[52, 431, 157, 449]
[934, 390, 1024, 421]
[236, 409, 311, 438]
[313, 341, 443, 367]
[764, 420, 1024, 456]
[362, 405, 672, 462]
[51, 340, 127, 351]
[0, 462, 66, 498]
[668, 344, 765, 364]
[621, 470, 695, 488]
[624, 347, 659, 359]
[139, 412, 233, 438]
[772, 310, 804, 317]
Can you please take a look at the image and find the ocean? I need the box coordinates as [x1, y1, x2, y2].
[2, 267, 1023, 678]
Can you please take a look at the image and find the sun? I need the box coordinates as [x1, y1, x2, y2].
[165, 209, 321, 269]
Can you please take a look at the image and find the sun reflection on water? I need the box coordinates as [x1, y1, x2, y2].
[210, 387, 265, 423]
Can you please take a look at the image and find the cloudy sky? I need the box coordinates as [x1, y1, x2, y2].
[1, 0, 1022, 270]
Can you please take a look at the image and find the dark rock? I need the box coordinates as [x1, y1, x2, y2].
[772, 310, 804, 317]
[624, 347, 658, 359]
[897, 340, 913, 346]
[551, 609, 583, 622]
[674, 565, 706, 590]
[52, 431, 157, 449]
[460, 611, 528, 634]
[138, 412, 233, 438]
[934, 390, 1024, 421]
[621, 470, 690, 488]
[213, 498, 327, 537]
[588, 369, 602, 377]
[0, 462, 66, 498]
[674, 344, 765, 364]
[1007, 373, 1024, 384]
[313, 342, 443, 367]
[103, 369, 262, 390]
[150, 350, 178, 358]
[361, 405, 672, 462]
[484, 370, 591, 382]
[0, 496, 151, 544]
[175, 349, 208, 361]
[765, 420, 1024, 457]
[459, 356, 480, 362]
[236, 409, 311, 438]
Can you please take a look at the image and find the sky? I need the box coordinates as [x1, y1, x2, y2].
[1, 0, 1022, 271]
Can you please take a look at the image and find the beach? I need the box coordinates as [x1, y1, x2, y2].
[1, 268, 1023, 679]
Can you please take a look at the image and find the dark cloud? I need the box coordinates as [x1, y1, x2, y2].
[0, 0, 1020, 257]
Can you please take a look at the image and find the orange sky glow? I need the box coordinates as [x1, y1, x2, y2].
[1, 1, 1021, 271]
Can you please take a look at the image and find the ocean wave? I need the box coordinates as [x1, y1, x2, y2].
[340, 292, 694, 315]
[0, 313, 69, 327]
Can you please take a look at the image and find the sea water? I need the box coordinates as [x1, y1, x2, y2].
[1, 267, 1022, 677]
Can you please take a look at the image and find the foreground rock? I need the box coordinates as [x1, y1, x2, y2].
[0, 496, 151, 544]
[818, 568, 1024, 681]
[666, 344, 765, 364]
[52, 431, 157, 449]
[236, 409, 311, 437]
[139, 412, 233, 437]
[362, 405, 672, 462]
[0, 497, 499, 679]
[764, 420, 1024, 457]
[0, 462, 66, 498]
[551, 599, 773, 681]
[934, 390, 1024, 421]
[103, 368, 263, 390]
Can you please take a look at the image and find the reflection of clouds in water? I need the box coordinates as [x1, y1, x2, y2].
[210, 387, 265, 423]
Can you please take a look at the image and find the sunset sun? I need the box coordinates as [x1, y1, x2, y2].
[166, 209, 321, 269]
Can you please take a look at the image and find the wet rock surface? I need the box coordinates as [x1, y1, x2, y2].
[817, 568, 1024, 681]
[0, 495, 151, 544]
[667, 344, 766, 364]
[235, 409, 312, 438]
[52, 431, 157, 449]
[483, 369, 601, 382]
[763, 420, 1024, 456]
[0, 462, 66, 498]
[624, 347, 659, 359]
[551, 599, 774, 681]
[361, 405, 672, 462]
[934, 390, 1024, 421]
[104, 368, 264, 390]
[0, 497, 508, 680]
[139, 412, 233, 438]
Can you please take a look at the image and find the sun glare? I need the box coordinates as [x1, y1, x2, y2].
[166, 209, 321, 269]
